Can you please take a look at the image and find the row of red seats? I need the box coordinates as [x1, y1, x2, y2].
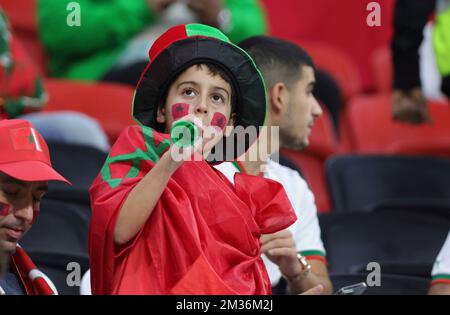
[284, 95, 450, 214]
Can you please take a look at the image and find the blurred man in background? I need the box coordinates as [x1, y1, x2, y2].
[38, 0, 268, 84]
[392, 0, 450, 124]
[0, 8, 110, 152]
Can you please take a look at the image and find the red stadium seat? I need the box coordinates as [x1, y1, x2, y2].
[340, 94, 450, 153]
[291, 40, 363, 100]
[43, 79, 136, 143]
[280, 108, 337, 213]
[386, 138, 450, 159]
[371, 46, 392, 94]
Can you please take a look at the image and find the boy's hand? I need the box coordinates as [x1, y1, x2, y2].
[260, 230, 303, 279]
[166, 114, 203, 168]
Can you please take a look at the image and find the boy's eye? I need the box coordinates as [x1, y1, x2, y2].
[212, 94, 224, 103]
[183, 89, 196, 97]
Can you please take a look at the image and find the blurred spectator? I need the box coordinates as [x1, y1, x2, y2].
[216, 36, 332, 295]
[392, 0, 450, 124]
[429, 230, 450, 295]
[38, 0, 268, 83]
[0, 9, 110, 152]
[0, 119, 70, 295]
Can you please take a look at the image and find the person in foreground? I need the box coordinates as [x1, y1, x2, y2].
[0, 119, 70, 295]
[89, 23, 323, 295]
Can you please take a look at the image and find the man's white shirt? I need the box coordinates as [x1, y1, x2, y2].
[215, 159, 326, 286]
[431, 230, 450, 283]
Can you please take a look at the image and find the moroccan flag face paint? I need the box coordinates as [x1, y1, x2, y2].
[211, 112, 227, 130]
[171, 103, 190, 120]
[0, 202, 10, 216]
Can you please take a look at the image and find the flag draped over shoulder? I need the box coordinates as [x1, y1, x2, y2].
[89, 125, 297, 295]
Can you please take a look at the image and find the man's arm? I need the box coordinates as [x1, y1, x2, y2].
[260, 230, 333, 295]
[38, 0, 156, 60]
[286, 259, 332, 295]
[429, 282, 450, 295]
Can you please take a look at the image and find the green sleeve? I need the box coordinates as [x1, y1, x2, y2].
[224, 0, 268, 44]
[37, 0, 156, 61]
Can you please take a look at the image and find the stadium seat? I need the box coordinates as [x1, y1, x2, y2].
[280, 108, 338, 213]
[291, 40, 363, 100]
[320, 211, 450, 275]
[326, 155, 450, 213]
[43, 79, 136, 143]
[20, 199, 89, 257]
[368, 199, 450, 222]
[370, 46, 392, 94]
[27, 251, 90, 295]
[45, 142, 106, 206]
[386, 138, 450, 158]
[331, 273, 430, 295]
[339, 94, 450, 153]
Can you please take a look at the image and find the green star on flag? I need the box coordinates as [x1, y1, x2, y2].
[10, 127, 42, 152]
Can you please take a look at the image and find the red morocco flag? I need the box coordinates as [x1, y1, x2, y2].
[88, 125, 297, 295]
[10, 127, 43, 152]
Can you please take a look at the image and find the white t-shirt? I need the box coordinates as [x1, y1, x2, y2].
[431, 230, 450, 284]
[215, 160, 326, 286]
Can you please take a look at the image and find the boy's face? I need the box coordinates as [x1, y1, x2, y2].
[157, 64, 234, 133]
[0, 172, 47, 255]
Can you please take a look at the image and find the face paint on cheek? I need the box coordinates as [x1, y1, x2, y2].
[171, 103, 190, 120]
[211, 112, 227, 131]
[0, 202, 10, 216]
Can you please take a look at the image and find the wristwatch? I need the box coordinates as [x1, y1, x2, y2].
[282, 253, 312, 283]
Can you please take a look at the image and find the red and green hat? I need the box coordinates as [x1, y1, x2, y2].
[132, 24, 267, 162]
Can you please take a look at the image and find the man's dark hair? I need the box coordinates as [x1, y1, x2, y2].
[239, 36, 315, 89]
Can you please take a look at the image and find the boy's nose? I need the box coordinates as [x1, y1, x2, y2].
[195, 99, 208, 114]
